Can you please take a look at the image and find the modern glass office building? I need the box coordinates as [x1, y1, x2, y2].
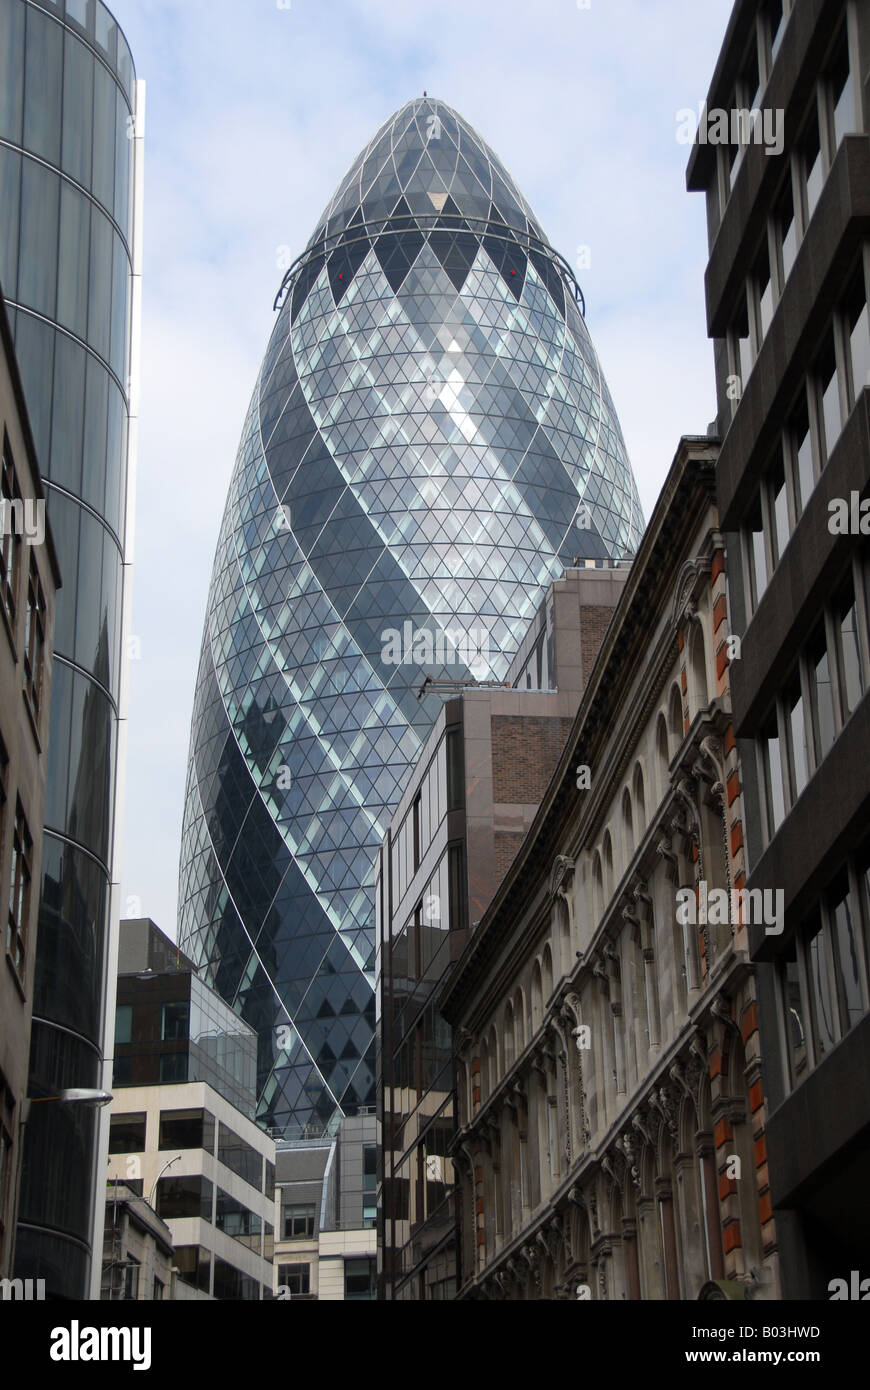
[178, 97, 643, 1137]
[0, 0, 140, 1297]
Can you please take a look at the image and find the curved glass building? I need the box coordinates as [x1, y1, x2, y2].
[0, 0, 139, 1296]
[179, 98, 643, 1137]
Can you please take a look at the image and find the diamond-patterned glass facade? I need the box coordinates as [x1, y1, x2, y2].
[178, 98, 644, 1136]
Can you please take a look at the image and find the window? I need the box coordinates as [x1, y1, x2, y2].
[787, 391, 815, 516]
[216, 1189, 261, 1251]
[159, 1108, 215, 1153]
[0, 439, 21, 634]
[779, 937, 808, 1091]
[412, 792, 421, 872]
[754, 241, 774, 342]
[218, 1123, 261, 1187]
[775, 177, 798, 287]
[815, 331, 843, 462]
[785, 674, 810, 803]
[173, 1246, 211, 1294]
[801, 112, 824, 224]
[765, 0, 785, 67]
[114, 1003, 132, 1045]
[760, 709, 786, 840]
[846, 266, 870, 403]
[364, 1143, 377, 1192]
[731, 294, 753, 390]
[123, 1255, 140, 1301]
[213, 1258, 260, 1302]
[834, 580, 865, 721]
[7, 798, 32, 975]
[768, 454, 790, 565]
[108, 1113, 146, 1154]
[829, 26, 856, 150]
[808, 622, 836, 763]
[159, 1052, 187, 1084]
[805, 910, 836, 1061]
[278, 1263, 310, 1297]
[155, 1174, 212, 1223]
[23, 545, 45, 724]
[745, 495, 768, 611]
[828, 875, 865, 1036]
[153, 1278, 164, 1301]
[344, 1256, 376, 1300]
[161, 1000, 189, 1041]
[283, 1204, 315, 1240]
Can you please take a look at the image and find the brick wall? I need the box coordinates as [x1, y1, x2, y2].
[494, 831, 527, 883]
[579, 605, 616, 683]
[491, 717, 575, 805]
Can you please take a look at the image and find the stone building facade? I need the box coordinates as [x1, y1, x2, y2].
[440, 438, 782, 1301]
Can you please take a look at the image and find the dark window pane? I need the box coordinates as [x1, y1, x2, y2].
[829, 877, 864, 1036]
[23, 5, 62, 164]
[809, 622, 836, 760]
[780, 937, 808, 1091]
[835, 582, 864, 719]
[108, 1112, 145, 1153]
[805, 912, 836, 1059]
[761, 709, 786, 837]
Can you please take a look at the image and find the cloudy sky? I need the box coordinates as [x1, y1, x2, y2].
[111, 0, 734, 938]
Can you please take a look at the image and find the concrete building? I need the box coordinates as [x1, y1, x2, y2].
[441, 438, 782, 1300]
[106, 920, 275, 1300]
[0, 288, 61, 1280]
[378, 565, 628, 1299]
[687, 0, 870, 1298]
[274, 1111, 376, 1300]
[101, 1181, 174, 1301]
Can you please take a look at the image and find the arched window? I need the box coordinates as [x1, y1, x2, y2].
[542, 944, 554, 1003]
[504, 1000, 515, 1070]
[603, 831, 614, 902]
[689, 620, 709, 716]
[633, 764, 646, 836]
[656, 714, 671, 801]
[622, 788, 634, 868]
[592, 852, 604, 923]
[513, 990, 525, 1056]
[531, 959, 543, 1034]
[668, 684, 684, 756]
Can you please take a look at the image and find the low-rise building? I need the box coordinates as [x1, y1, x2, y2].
[274, 1111, 377, 1300]
[441, 438, 782, 1301]
[106, 920, 275, 1300]
[101, 1181, 174, 1301]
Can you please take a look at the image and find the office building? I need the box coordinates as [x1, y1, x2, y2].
[178, 95, 645, 1139]
[441, 437, 782, 1300]
[379, 565, 627, 1299]
[106, 920, 275, 1300]
[0, 288, 61, 1279]
[0, 0, 143, 1297]
[687, 0, 870, 1298]
[274, 1111, 376, 1300]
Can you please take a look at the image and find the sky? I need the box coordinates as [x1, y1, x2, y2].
[112, 0, 735, 939]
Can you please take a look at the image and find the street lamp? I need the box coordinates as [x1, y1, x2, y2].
[149, 1154, 182, 1209]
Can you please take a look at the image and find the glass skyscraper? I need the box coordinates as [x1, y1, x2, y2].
[0, 0, 140, 1297]
[178, 97, 643, 1138]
